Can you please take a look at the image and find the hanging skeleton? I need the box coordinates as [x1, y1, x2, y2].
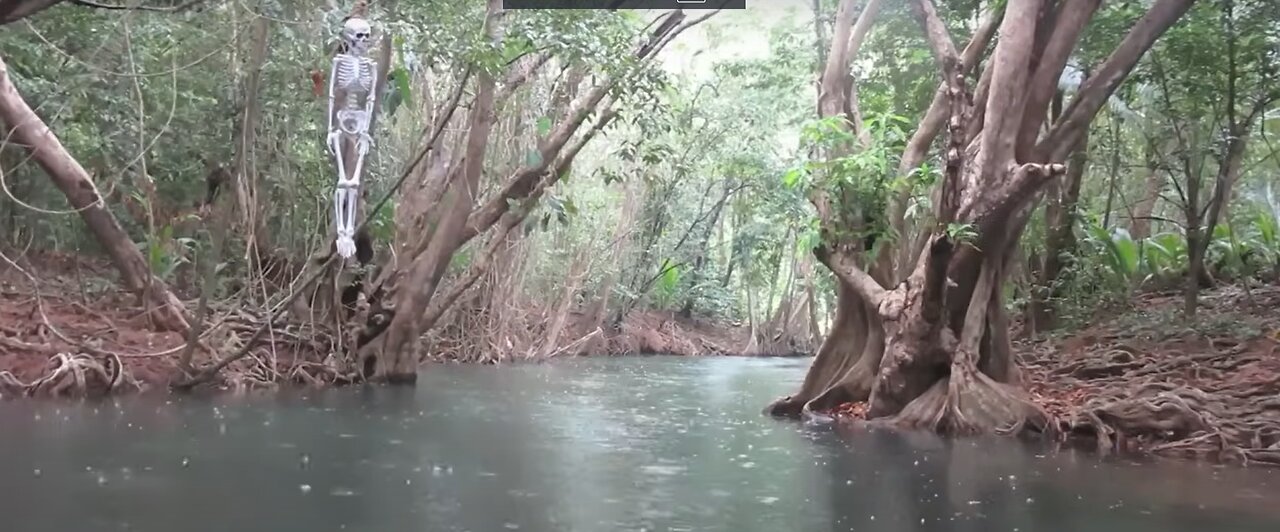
[326, 15, 378, 259]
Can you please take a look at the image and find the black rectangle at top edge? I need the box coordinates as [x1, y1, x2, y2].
[503, 0, 746, 10]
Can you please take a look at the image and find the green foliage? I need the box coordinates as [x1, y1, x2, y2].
[944, 222, 978, 248]
[140, 224, 196, 282]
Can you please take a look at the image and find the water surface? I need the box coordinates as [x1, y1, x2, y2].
[2, 356, 1278, 531]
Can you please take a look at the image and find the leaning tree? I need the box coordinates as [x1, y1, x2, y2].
[767, 0, 1197, 435]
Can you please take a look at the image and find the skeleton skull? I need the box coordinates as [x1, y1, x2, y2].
[342, 17, 373, 55]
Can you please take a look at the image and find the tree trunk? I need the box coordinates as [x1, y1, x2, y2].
[679, 179, 733, 318]
[584, 182, 637, 354]
[351, 7, 705, 382]
[372, 51, 500, 382]
[1185, 120, 1253, 318]
[772, 0, 1194, 437]
[0, 54, 189, 333]
[1030, 125, 1089, 332]
[534, 249, 587, 359]
[231, 15, 273, 275]
[1128, 140, 1163, 240]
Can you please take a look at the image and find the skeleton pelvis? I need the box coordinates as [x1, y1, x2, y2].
[337, 109, 369, 135]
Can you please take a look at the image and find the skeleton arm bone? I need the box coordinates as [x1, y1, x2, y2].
[325, 57, 341, 152]
[361, 58, 379, 145]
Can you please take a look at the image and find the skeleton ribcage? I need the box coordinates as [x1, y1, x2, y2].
[335, 55, 374, 101]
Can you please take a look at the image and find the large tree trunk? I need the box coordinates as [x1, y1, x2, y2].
[771, 0, 1194, 436]
[0, 54, 189, 333]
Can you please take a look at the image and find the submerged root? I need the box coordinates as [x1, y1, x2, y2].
[893, 366, 1055, 438]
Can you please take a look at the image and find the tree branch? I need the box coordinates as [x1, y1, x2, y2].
[462, 9, 711, 243]
[1038, 0, 1197, 162]
[911, 0, 960, 78]
[1015, 0, 1101, 161]
[965, 162, 1067, 230]
[974, 0, 1042, 184]
[69, 0, 210, 12]
[813, 244, 887, 308]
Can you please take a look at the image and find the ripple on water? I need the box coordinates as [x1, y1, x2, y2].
[2, 356, 1280, 532]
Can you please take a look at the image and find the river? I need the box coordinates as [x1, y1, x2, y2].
[1, 356, 1278, 531]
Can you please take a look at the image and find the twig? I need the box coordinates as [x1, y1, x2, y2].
[70, 0, 212, 12]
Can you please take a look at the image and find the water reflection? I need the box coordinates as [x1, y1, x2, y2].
[0, 356, 1277, 532]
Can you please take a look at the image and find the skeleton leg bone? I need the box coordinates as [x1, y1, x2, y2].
[335, 133, 372, 259]
[331, 132, 358, 258]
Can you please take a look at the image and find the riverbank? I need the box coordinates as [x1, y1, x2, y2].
[1023, 284, 1280, 466]
[827, 283, 1280, 466]
[0, 252, 800, 397]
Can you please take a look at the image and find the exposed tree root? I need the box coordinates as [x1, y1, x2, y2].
[1021, 285, 1280, 466]
[0, 352, 133, 398]
[895, 366, 1054, 437]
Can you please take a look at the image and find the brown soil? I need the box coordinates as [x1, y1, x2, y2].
[1, 251, 794, 397]
[0, 251, 186, 393]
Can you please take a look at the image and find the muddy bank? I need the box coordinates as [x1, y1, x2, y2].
[824, 284, 1280, 466]
[0, 255, 802, 396]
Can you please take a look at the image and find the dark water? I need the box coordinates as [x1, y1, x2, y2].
[1, 357, 1279, 532]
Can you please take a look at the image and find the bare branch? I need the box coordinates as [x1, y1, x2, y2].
[462, 9, 710, 243]
[846, 0, 884, 61]
[965, 162, 1068, 230]
[494, 52, 553, 110]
